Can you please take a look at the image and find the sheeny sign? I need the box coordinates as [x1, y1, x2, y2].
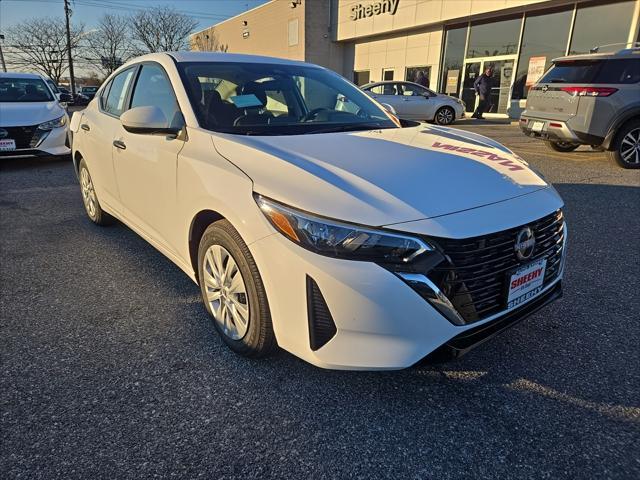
[350, 0, 400, 21]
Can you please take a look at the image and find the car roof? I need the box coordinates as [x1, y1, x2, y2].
[125, 51, 316, 69]
[362, 80, 433, 90]
[0, 72, 46, 80]
[553, 46, 640, 63]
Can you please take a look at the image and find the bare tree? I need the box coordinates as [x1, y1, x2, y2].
[6, 17, 84, 83]
[130, 7, 197, 53]
[84, 14, 132, 76]
[191, 30, 228, 53]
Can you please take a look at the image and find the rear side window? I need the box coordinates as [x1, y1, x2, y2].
[596, 59, 640, 84]
[540, 59, 640, 84]
[104, 68, 135, 117]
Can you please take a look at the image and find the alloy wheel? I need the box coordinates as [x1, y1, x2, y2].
[203, 245, 250, 340]
[620, 127, 640, 165]
[80, 167, 97, 219]
[436, 108, 454, 125]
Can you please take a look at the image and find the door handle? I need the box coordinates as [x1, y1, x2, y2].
[80, 123, 90, 131]
[113, 140, 126, 150]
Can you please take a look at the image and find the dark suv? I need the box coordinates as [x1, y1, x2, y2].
[520, 45, 639, 169]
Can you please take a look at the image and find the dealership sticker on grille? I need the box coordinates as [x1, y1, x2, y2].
[0, 139, 16, 151]
[507, 258, 547, 310]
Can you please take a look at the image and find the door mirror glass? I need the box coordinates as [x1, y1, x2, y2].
[121, 105, 184, 135]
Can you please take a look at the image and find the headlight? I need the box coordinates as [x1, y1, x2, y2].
[37, 115, 67, 131]
[255, 195, 432, 264]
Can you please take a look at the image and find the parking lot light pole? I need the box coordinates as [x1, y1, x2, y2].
[64, 0, 76, 96]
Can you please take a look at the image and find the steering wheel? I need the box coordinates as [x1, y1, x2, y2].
[302, 107, 331, 122]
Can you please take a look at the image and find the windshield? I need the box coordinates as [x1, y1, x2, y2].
[177, 62, 397, 135]
[46, 79, 60, 94]
[0, 78, 54, 102]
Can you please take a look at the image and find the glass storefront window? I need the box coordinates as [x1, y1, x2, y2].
[405, 66, 431, 88]
[512, 8, 573, 100]
[439, 25, 467, 95]
[466, 17, 522, 58]
[569, 0, 637, 55]
[353, 71, 370, 86]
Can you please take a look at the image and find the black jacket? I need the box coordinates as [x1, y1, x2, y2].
[474, 74, 493, 96]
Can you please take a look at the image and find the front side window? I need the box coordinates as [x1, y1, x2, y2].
[130, 64, 179, 124]
[400, 83, 433, 97]
[104, 68, 135, 117]
[0, 78, 54, 102]
[178, 62, 396, 135]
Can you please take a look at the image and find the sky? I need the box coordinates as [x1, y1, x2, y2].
[0, 0, 270, 76]
[0, 0, 269, 31]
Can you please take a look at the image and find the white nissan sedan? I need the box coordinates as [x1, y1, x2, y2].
[0, 72, 71, 159]
[70, 52, 566, 370]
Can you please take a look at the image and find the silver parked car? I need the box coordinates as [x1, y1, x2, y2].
[362, 81, 465, 125]
[520, 45, 640, 169]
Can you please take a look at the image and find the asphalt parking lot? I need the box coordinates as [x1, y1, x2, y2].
[1, 123, 639, 479]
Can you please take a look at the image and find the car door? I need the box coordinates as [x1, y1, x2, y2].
[80, 67, 136, 212]
[112, 62, 185, 253]
[396, 83, 435, 120]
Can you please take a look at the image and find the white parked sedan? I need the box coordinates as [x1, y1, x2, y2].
[362, 81, 465, 125]
[70, 52, 566, 370]
[0, 72, 71, 159]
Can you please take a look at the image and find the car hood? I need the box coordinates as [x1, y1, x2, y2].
[212, 124, 549, 226]
[0, 101, 64, 127]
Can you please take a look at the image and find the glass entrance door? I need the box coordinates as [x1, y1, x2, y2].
[461, 57, 516, 115]
[461, 62, 481, 113]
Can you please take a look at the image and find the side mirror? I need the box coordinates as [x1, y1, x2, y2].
[121, 106, 184, 135]
[59, 93, 73, 103]
[380, 102, 397, 115]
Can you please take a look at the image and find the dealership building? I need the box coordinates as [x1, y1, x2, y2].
[191, 0, 640, 117]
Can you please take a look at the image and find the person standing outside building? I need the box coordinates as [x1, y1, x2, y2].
[472, 67, 494, 119]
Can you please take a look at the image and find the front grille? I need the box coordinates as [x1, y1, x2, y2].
[428, 210, 565, 324]
[2, 125, 40, 148]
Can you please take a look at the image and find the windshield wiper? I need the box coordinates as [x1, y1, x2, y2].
[307, 123, 392, 135]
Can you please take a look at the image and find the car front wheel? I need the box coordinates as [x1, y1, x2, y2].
[544, 140, 579, 152]
[607, 119, 640, 169]
[434, 106, 455, 125]
[198, 220, 276, 357]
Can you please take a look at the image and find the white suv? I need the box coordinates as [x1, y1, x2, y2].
[70, 52, 567, 370]
[0, 72, 70, 159]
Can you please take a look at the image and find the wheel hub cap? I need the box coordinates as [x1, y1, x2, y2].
[620, 128, 640, 165]
[203, 245, 249, 340]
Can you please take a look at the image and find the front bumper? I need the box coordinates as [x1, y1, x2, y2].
[250, 213, 566, 371]
[0, 124, 70, 159]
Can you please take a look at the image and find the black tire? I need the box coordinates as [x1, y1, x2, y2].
[606, 119, 640, 169]
[198, 220, 276, 357]
[434, 106, 455, 125]
[544, 140, 580, 152]
[78, 158, 114, 226]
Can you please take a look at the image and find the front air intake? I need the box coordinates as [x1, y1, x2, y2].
[306, 276, 337, 351]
